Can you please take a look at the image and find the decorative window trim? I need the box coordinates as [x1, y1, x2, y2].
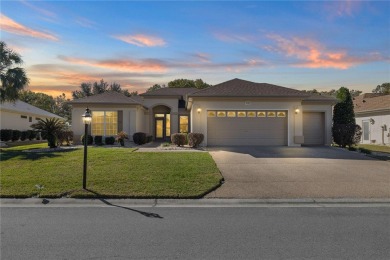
[237, 111, 246, 117]
[267, 112, 276, 117]
[277, 112, 286, 117]
[227, 111, 236, 117]
[257, 112, 266, 117]
[247, 111, 256, 117]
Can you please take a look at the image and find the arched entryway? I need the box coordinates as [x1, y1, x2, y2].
[152, 105, 171, 141]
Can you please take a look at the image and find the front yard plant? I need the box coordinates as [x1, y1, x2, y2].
[0, 144, 222, 198]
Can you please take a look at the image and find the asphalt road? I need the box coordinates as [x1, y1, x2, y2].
[1, 205, 390, 260]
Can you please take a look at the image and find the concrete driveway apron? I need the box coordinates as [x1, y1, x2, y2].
[206, 146, 390, 199]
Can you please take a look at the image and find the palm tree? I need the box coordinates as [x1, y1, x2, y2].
[31, 118, 66, 148]
[0, 41, 29, 103]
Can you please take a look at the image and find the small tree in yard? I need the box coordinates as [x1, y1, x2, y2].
[332, 87, 362, 148]
[31, 118, 65, 148]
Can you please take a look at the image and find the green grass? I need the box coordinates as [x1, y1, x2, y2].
[355, 144, 390, 154]
[0, 145, 222, 198]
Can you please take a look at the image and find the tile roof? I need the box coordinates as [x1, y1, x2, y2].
[353, 94, 390, 113]
[140, 87, 198, 97]
[68, 91, 141, 105]
[0, 100, 63, 119]
[189, 78, 310, 98]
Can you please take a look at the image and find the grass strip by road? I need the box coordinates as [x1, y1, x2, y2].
[354, 144, 390, 154]
[0, 144, 222, 198]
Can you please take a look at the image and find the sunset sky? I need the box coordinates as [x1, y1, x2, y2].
[1, 0, 389, 98]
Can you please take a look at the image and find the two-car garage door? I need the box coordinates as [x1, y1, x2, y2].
[207, 110, 288, 146]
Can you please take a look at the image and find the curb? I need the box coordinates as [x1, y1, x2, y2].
[1, 198, 390, 207]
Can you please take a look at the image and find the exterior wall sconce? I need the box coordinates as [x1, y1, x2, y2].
[370, 118, 375, 125]
[197, 108, 202, 114]
[295, 108, 300, 114]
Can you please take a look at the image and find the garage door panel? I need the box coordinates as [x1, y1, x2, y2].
[303, 112, 325, 145]
[207, 111, 287, 146]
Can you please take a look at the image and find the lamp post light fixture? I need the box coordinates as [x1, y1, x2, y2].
[81, 108, 92, 189]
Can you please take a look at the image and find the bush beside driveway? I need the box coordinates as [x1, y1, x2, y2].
[206, 146, 390, 199]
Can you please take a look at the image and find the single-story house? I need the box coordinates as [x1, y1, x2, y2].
[353, 93, 390, 145]
[69, 78, 337, 146]
[0, 100, 64, 131]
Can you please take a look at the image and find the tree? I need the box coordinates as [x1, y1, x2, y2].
[19, 90, 56, 112]
[372, 83, 390, 94]
[53, 93, 72, 123]
[168, 78, 211, 89]
[31, 118, 66, 148]
[146, 84, 165, 92]
[72, 82, 93, 99]
[302, 88, 361, 97]
[332, 87, 361, 147]
[72, 79, 132, 99]
[0, 41, 29, 102]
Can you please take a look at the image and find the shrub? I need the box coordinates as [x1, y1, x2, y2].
[58, 130, 74, 146]
[188, 133, 204, 148]
[31, 118, 66, 148]
[359, 148, 372, 154]
[105, 136, 115, 145]
[133, 132, 147, 145]
[147, 135, 153, 143]
[171, 133, 186, 146]
[0, 129, 13, 141]
[94, 136, 103, 145]
[332, 124, 362, 148]
[11, 130, 21, 141]
[20, 131, 28, 141]
[348, 146, 357, 151]
[26, 130, 36, 140]
[81, 134, 93, 145]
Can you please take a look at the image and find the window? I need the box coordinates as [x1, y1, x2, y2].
[29, 116, 32, 122]
[217, 111, 226, 117]
[247, 111, 256, 117]
[277, 112, 286, 117]
[166, 114, 171, 137]
[180, 116, 189, 133]
[237, 111, 246, 117]
[92, 111, 118, 136]
[21, 115, 27, 119]
[207, 111, 216, 117]
[257, 111, 266, 117]
[227, 111, 236, 117]
[36, 117, 41, 120]
[267, 112, 276, 117]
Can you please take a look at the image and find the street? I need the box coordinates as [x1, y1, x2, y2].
[1, 203, 390, 260]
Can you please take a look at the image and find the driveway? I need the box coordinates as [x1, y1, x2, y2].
[206, 146, 390, 199]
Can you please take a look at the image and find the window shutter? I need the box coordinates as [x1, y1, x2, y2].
[118, 110, 123, 132]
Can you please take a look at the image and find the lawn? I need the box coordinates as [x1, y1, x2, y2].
[355, 144, 390, 154]
[0, 144, 222, 198]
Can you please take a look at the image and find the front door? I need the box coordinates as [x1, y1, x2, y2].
[362, 121, 370, 143]
[155, 119, 165, 140]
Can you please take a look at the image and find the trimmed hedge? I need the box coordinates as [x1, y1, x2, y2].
[147, 135, 153, 143]
[105, 136, 115, 145]
[332, 124, 362, 148]
[11, 130, 21, 142]
[171, 133, 186, 147]
[27, 130, 37, 140]
[58, 130, 74, 146]
[1, 129, 13, 141]
[20, 131, 28, 141]
[81, 134, 93, 145]
[94, 136, 103, 145]
[133, 132, 147, 145]
[188, 133, 204, 148]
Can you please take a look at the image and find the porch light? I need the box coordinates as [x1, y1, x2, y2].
[295, 108, 300, 114]
[81, 108, 92, 189]
[197, 108, 202, 114]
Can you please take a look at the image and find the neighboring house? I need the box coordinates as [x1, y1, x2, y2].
[0, 100, 64, 131]
[69, 78, 337, 146]
[353, 93, 390, 145]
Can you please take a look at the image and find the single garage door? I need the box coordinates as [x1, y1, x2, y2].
[207, 110, 288, 146]
[303, 112, 325, 145]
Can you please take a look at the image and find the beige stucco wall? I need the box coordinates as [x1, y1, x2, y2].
[302, 104, 333, 145]
[0, 110, 54, 131]
[190, 98, 304, 146]
[71, 104, 142, 143]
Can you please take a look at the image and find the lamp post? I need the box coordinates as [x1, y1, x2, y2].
[81, 108, 92, 189]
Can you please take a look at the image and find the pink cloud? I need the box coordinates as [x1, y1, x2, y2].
[58, 55, 167, 73]
[192, 52, 211, 63]
[264, 34, 385, 69]
[20, 0, 57, 18]
[0, 14, 58, 41]
[113, 34, 166, 47]
[324, 0, 362, 17]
